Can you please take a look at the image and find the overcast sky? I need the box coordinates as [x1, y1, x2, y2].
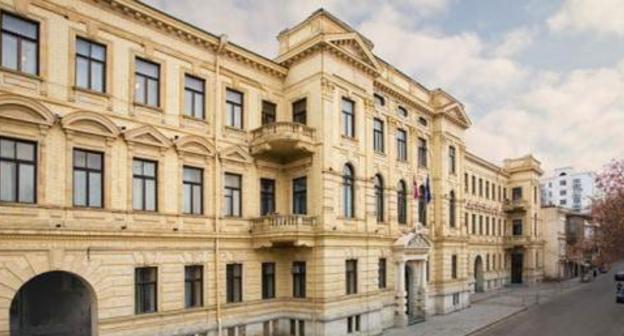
[144, 0, 624, 174]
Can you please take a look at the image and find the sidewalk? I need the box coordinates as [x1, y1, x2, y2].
[385, 277, 587, 336]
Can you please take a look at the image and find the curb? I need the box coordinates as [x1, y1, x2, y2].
[464, 306, 528, 336]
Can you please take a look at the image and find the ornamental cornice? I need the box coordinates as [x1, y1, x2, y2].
[78, 0, 287, 78]
[373, 80, 432, 115]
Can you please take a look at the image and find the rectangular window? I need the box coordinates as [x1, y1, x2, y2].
[453, 293, 460, 305]
[184, 74, 205, 119]
[183, 167, 203, 214]
[0, 137, 36, 203]
[135, 267, 157, 314]
[479, 178, 483, 197]
[485, 181, 490, 199]
[451, 255, 457, 279]
[224, 173, 242, 217]
[472, 175, 476, 195]
[347, 315, 361, 334]
[226, 263, 242, 303]
[378, 258, 386, 289]
[512, 187, 522, 201]
[290, 319, 305, 336]
[1, 13, 38, 75]
[342, 98, 355, 138]
[292, 176, 307, 215]
[396, 129, 407, 161]
[373, 118, 384, 153]
[479, 215, 483, 235]
[260, 178, 275, 216]
[418, 138, 427, 167]
[486, 217, 490, 235]
[292, 98, 307, 124]
[293, 261, 306, 298]
[262, 262, 276, 300]
[513, 219, 523, 236]
[449, 146, 456, 174]
[184, 265, 203, 308]
[134, 58, 160, 107]
[464, 173, 469, 192]
[262, 100, 276, 125]
[471, 214, 476, 234]
[226, 89, 243, 129]
[75, 37, 105, 92]
[133, 159, 157, 211]
[73, 149, 103, 208]
[346, 259, 358, 295]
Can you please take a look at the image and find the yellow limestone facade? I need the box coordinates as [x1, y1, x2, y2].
[0, 1, 544, 335]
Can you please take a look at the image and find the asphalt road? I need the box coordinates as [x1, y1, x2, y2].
[477, 265, 624, 336]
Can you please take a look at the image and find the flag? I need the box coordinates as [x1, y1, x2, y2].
[413, 178, 419, 199]
[425, 176, 432, 204]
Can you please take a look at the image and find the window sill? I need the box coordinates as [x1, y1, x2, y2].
[224, 125, 246, 134]
[0, 201, 38, 208]
[73, 86, 110, 98]
[133, 102, 163, 113]
[181, 115, 208, 124]
[373, 151, 386, 157]
[0, 67, 43, 81]
[341, 135, 358, 142]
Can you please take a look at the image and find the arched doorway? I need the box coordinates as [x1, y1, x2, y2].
[474, 256, 484, 293]
[10, 271, 96, 336]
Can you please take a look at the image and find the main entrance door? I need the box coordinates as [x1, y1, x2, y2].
[511, 253, 524, 284]
[10, 271, 95, 336]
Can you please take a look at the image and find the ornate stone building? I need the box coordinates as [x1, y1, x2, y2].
[0, 1, 544, 335]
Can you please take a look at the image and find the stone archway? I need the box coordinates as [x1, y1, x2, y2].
[10, 271, 97, 336]
[474, 256, 484, 293]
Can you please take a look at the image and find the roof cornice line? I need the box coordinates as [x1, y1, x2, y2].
[93, 0, 287, 77]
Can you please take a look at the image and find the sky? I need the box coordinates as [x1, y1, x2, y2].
[144, 0, 624, 174]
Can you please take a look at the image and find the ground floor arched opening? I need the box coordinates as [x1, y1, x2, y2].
[10, 271, 96, 336]
[474, 256, 484, 292]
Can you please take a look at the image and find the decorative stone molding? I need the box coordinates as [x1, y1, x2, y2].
[174, 135, 215, 158]
[124, 125, 172, 151]
[61, 111, 120, 139]
[0, 94, 56, 128]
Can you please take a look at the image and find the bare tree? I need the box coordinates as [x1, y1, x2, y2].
[592, 160, 624, 265]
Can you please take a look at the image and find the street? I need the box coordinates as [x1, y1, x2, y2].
[476, 266, 624, 336]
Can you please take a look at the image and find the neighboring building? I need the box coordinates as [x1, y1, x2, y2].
[542, 207, 599, 280]
[540, 167, 595, 213]
[0, 2, 544, 336]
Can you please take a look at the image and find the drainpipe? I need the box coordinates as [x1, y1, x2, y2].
[214, 34, 228, 336]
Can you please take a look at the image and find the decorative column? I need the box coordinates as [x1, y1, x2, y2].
[395, 260, 408, 327]
[419, 260, 428, 317]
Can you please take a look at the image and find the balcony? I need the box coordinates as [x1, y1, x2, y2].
[503, 199, 528, 212]
[250, 214, 317, 248]
[250, 122, 316, 163]
[505, 235, 531, 248]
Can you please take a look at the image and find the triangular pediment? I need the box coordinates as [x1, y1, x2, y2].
[444, 103, 472, 129]
[61, 111, 119, 138]
[220, 145, 253, 165]
[326, 33, 381, 71]
[124, 125, 172, 148]
[175, 135, 215, 157]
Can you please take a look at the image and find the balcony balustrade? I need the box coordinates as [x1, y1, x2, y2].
[250, 214, 317, 248]
[250, 122, 316, 163]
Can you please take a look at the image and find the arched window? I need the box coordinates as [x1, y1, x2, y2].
[343, 164, 355, 218]
[397, 180, 407, 224]
[449, 190, 456, 227]
[374, 174, 384, 222]
[418, 185, 427, 226]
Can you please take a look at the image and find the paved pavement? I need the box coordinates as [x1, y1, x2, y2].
[385, 275, 597, 336]
[476, 265, 624, 336]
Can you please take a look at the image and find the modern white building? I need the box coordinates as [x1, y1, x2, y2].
[540, 167, 595, 213]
